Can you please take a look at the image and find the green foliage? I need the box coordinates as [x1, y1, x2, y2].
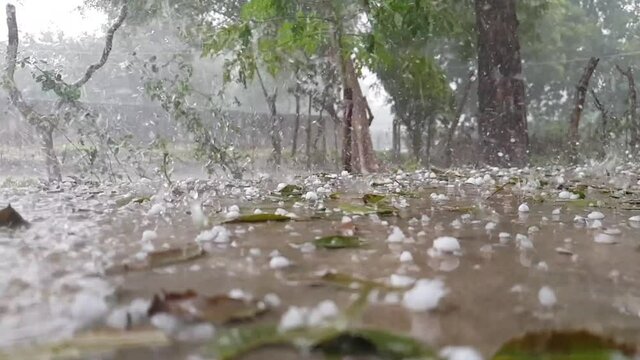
[33, 70, 81, 102]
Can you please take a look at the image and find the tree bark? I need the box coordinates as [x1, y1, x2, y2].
[392, 117, 401, 162]
[615, 64, 638, 149]
[475, 0, 528, 167]
[38, 122, 62, 182]
[341, 57, 378, 173]
[444, 71, 475, 167]
[590, 89, 608, 158]
[255, 68, 282, 165]
[290, 84, 301, 157]
[568, 57, 599, 163]
[305, 93, 313, 169]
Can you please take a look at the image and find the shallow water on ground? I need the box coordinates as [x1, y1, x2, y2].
[2, 167, 640, 359]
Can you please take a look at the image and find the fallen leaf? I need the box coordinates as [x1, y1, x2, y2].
[0, 204, 29, 229]
[493, 330, 638, 360]
[314, 235, 364, 249]
[147, 290, 267, 325]
[315, 328, 435, 359]
[338, 204, 396, 216]
[224, 214, 292, 223]
[106, 244, 205, 274]
[363, 194, 387, 205]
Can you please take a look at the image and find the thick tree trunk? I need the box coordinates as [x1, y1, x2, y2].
[444, 71, 475, 167]
[568, 57, 599, 163]
[475, 0, 528, 167]
[290, 86, 301, 158]
[342, 57, 378, 173]
[615, 65, 638, 149]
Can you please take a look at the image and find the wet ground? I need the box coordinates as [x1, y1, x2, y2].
[2, 165, 640, 359]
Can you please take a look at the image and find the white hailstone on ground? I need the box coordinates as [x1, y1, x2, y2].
[387, 226, 406, 243]
[71, 292, 109, 329]
[485, 222, 497, 231]
[276, 183, 287, 192]
[515, 234, 533, 250]
[573, 215, 586, 223]
[440, 346, 484, 360]
[278, 306, 309, 332]
[552, 208, 561, 215]
[479, 244, 494, 254]
[307, 300, 339, 326]
[249, 248, 262, 257]
[399, 251, 414, 263]
[629, 215, 640, 222]
[274, 208, 289, 216]
[604, 228, 622, 235]
[147, 203, 165, 216]
[175, 323, 215, 342]
[570, 193, 580, 200]
[587, 211, 605, 220]
[402, 279, 447, 312]
[390, 274, 416, 287]
[558, 191, 572, 199]
[106, 307, 129, 329]
[498, 232, 511, 239]
[340, 170, 350, 177]
[342, 216, 353, 224]
[224, 207, 240, 221]
[299, 242, 316, 253]
[269, 256, 292, 269]
[450, 219, 462, 229]
[190, 202, 208, 228]
[150, 313, 180, 335]
[253, 208, 264, 215]
[594, 233, 618, 244]
[303, 191, 318, 201]
[195, 226, 231, 243]
[141, 230, 158, 242]
[407, 217, 419, 226]
[432, 236, 461, 253]
[536, 261, 549, 271]
[417, 231, 427, 237]
[421, 214, 431, 225]
[518, 203, 530, 213]
[538, 286, 557, 307]
[263, 293, 282, 307]
[589, 220, 603, 229]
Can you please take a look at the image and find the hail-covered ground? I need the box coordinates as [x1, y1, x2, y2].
[2, 163, 640, 359]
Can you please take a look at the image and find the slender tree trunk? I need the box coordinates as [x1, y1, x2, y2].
[424, 116, 435, 167]
[591, 89, 608, 158]
[305, 94, 313, 169]
[615, 65, 638, 149]
[312, 92, 327, 166]
[445, 71, 475, 167]
[342, 87, 353, 172]
[409, 121, 423, 162]
[37, 121, 62, 182]
[476, 0, 528, 167]
[568, 57, 599, 163]
[392, 117, 401, 162]
[291, 85, 301, 158]
[255, 68, 282, 165]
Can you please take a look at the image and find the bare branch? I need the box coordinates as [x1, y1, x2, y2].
[4, 4, 33, 118]
[72, 4, 128, 88]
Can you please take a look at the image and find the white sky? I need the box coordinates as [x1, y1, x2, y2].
[0, 0, 106, 39]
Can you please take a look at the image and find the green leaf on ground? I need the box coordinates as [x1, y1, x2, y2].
[363, 194, 387, 205]
[224, 214, 292, 223]
[314, 235, 364, 249]
[492, 330, 638, 360]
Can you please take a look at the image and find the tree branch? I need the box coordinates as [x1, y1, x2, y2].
[4, 4, 34, 119]
[72, 4, 128, 88]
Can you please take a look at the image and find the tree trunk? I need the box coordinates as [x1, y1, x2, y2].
[38, 122, 62, 182]
[568, 57, 599, 163]
[424, 116, 435, 167]
[615, 65, 638, 149]
[444, 71, 475, 167]
[475, 0, 528, 167]
[392, 117, 401, 162]
[312, 92, 327, 166]
[255, 68, 282, 166]
[305, 94, 313, 169]
[409, 121, 423, 162]
[291, 85, 301, 157]
[341, 57, 378, 173]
